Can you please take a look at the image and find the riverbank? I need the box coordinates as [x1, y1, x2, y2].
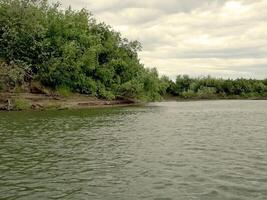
[1, 92, 266, 111]
[163, 94, 267, 101]
[0, 93, 138, 111]
[174, 97, 267, 101]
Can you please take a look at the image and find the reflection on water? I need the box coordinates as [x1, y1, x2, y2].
[0, 100, 267, 200]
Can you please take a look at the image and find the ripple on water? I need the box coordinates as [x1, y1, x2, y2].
[0, 100, 267, 200]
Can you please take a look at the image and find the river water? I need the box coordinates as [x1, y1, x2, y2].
[0, 100, 266, 200]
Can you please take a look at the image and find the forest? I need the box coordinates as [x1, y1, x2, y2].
[165, 75, 267, 99]
[0, 0, 267, 102]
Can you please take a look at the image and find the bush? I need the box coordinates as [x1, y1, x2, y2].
[101, 90, 115, 101]
[13, 85, 27, 93]
[57, 86, 72, 97]
[0, 0, 167, 101]
[119, 80, 144, 99]
[75, 77, 97, 95]
[0, 60, 28, 91]
[240, 92, 260, 98]
[12, 98, 31, 110]
[30, 81, 50, 94]
[97, 82, 115, 100]
[197, 86, 217, 99]
[167, 75, 267, 99]
[181, 90, 197, 99]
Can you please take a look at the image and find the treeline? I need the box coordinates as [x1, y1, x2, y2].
[0, 0, 167, 101]
[164, 75, 267, 99]
[0, 0, 266, 101]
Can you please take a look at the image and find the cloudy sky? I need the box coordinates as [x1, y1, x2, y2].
[55, 0, 267, 79]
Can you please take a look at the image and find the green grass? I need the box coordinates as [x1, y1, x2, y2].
[12, 98, 31, 110]
[57, 86, 72, 97]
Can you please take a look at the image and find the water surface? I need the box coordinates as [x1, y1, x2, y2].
[0, 100, 267, 200]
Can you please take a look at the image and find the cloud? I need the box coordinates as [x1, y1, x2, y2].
[56, 0, 227, 13]
[53, 0, 267, 79]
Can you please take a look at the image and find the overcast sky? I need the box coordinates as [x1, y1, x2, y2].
[54, 0, 267, 79]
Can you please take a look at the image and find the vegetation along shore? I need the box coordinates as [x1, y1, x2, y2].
[0, 0, 266, 111]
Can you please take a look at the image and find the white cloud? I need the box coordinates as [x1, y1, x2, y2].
[53, 0, 267, 79]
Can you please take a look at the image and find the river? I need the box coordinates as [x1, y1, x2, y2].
[0, 100, 266, 200]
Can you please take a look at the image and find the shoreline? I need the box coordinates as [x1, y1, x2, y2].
[164, 96, 267, 102]
[1, 93, 266, 112]
[0, 93, 139, 111]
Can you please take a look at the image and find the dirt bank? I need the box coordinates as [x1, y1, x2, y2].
[0, 93, 137, 111]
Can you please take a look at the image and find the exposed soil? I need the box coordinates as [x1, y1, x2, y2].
[0, 93, 137, 111]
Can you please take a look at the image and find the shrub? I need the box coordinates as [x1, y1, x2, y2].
[180, 90, 197, 99]
[97, 82, 115, 100]
[240, 92, 260, 98]
[101, 90, 115, 101]
[119, 80, 144, 99]
[0, 60, 27, 91]
[261, 92, 267, 97]
[12, 98, 31, 110]
[75, 77, 97, 95]
[0, 0, 168, 100]
[197, 86, 217, 99]
[30, 81, 50, 94]
[13, 85, 26, 93]
[57, 86, 72, 97]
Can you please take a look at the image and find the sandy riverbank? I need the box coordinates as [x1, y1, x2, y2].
[0, 93, 137, 111]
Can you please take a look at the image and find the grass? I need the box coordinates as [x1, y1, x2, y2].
[43, 102, 63, 110]
[12, 98, 31, 110]
[13, 85, 27, 93]
[57, 86, 72, 97]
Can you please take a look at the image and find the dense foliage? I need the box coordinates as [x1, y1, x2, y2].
[0, 0, 266, 101]
[166, 75, 267, 99]
[0, 0, 167, 100]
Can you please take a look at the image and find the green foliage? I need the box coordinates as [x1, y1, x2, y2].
[0, 0, 166, 101]
[118, 79, 144, 99]
[12, 98, 31, 110]
[167, 75, 267, 99]
[142, 68, 164, 101]
[99, 89, 115, 101]
[57, 86, 72, 97]
[181, 90, 197, 99]
[14, 85, 26, 93]
[1, 1, 265, 101]
[96, 81, 115, 100]
[0, 59, 28, 91]
[197, 86, 217, 99]
[30, 81, 51, 94]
